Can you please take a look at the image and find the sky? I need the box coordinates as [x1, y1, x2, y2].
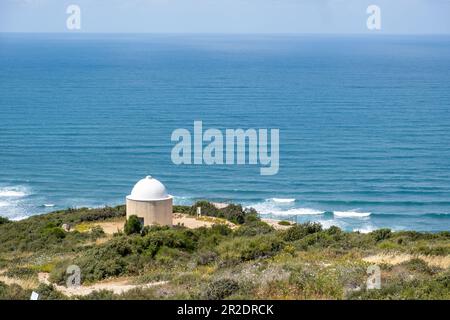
[1, 0, 450, 34]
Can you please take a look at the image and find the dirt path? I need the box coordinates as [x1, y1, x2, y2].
[0, 268, 167, 297]
[363, 253, 450, 269]
[38, 273, 167, 297]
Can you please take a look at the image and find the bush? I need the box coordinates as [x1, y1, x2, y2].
[173, 205, 191, 214]
[90, 226, 105, 239]
[141, 225, 170, 236]
[348, 272, 450, 300]
[189, 201, 220, 217]
[234, 220, 274, 237]
[326, 226, 342, 235]
[402, 258, 434, 275]
[34, 283, 67, 300]
[189, 201, 259, 225]
[218, 234, 284, 264]
[278, 221, 291, 226]
[196, 250, 218, 265]
[4, 267, 37, 279]
[371, 228, 392, 242]
[41, 224, 66, 240]
[210, 224, 232, 236]
[295, 232, 335, 250]
[219, 204, 247, 224]
[124, 215, 142, 235]
[0, 282, 31, 300]
[0, 217, 10, 225]
[283, 222, 322, 242]
[204, 278, 240, 300]
[0, 205, 125, 254]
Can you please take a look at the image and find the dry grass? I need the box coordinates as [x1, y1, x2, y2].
[363, 252, 450, 269]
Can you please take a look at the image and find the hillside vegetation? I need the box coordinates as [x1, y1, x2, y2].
[0, 202, 449, 300]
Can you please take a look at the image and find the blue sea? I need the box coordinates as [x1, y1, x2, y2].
[1, 33, 450, 232]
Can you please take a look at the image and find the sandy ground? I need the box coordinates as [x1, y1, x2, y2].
[173, 213, 236, 229]
[89, 213, 236, 235]
[94, 220, 124, 234]
[363, 253, 450, 269]
[262, 218, 292, 230]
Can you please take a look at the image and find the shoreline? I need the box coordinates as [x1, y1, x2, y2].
[1, 200, 450, 233]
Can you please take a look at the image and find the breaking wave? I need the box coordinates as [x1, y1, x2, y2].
[271, 198, 296, 203]
[0, 186, 29, 198]
[247, 200, 324, 216]
[333, 210, 371, 218]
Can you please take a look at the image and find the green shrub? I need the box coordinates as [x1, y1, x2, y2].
[4, 266, 37, 279]
[124, 215, 142, 235]
[204, 278, 240, 300]
[173, 205, 191, 214]
[189, 201, 220, 217]
[289, 267, 343, 299]
[141, 224, 170, 236]
[196, 250, 218, 265]
[348, 273, 450, 300]
[154, 246, 187, 265]
[371, 228, 392, 242]
[295, 232, 334, 250]
[218, 234, 284, 264]
[0, 205, 125, 254]
[210, 224, 232, 236]
[90, 226, 105, 239]
[326, 226, 343, 236]
[219, 204, 247, 224]
[401, 258, 435, 275]
[0, 282, 31, 300]
[41, 225, 66, 240]
[34, 283, 67, 300]
[283, 222, 322, 242]
[189, 201, 258, 225]
[278, 221, 291, 226]
[234, 220, 274, 237]
[0, 217, 10, 225]
[413, 245, 449, 256]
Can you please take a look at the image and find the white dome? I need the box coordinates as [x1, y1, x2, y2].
[127, 175, 172, 201]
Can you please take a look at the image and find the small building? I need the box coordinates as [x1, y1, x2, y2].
[126, 175, 173, 227]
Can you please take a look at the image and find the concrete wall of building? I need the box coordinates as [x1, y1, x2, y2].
[126, 198, 173, 227]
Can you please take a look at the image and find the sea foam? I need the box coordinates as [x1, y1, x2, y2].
[334, 210, 371, 218]
[271, 198, 296, 203]
[0, 190, 27, 197]
[248, 200, 323, 216]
